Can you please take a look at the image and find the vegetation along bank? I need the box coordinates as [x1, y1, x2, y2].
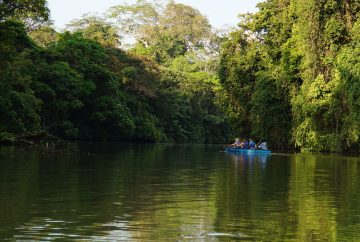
[1, 0, 360, 152]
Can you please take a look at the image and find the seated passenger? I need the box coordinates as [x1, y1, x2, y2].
[230, 138, 241, 148]
[249, 139, 256, 149]
[243, 139, 249, 149]
[258, 142, 268, 150]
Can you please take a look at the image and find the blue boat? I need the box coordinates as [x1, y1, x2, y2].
[225, 147, 271, 154]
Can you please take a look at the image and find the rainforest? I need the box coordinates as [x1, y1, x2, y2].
[1, 0, 360, 152]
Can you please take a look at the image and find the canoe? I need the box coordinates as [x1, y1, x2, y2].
[225, 147, 271, 154]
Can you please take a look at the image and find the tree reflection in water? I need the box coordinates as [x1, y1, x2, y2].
[0, 145, 360, 240]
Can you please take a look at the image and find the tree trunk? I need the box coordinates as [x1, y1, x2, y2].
[343, 0, 352, 31]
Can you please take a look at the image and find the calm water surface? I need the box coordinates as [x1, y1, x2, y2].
[0, 143, 360, 241]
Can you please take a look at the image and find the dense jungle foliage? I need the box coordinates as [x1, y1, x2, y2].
[0, 0, 231, 144]
[220, 0, 360, 152]
[1, 0, 360, 152]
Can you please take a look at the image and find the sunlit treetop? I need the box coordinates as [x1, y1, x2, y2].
[0, 0, 49, 26]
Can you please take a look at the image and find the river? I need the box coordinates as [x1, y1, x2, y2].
[0, 143, 360, 240]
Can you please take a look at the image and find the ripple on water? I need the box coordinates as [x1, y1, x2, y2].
[1, 145, 360, 241]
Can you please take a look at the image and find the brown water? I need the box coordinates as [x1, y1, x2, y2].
[0, 143, 360, 241]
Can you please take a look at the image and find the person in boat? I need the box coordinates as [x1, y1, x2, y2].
[230, 138, 241, 148]
[257, 141, 268, 150]
[243, 139, 250, 149]
[249, 139, 256, 149]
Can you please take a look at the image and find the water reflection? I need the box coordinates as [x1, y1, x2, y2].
[0, 145, 360, 240]
[227, 152, 270, 166]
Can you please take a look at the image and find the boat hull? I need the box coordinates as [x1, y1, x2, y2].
[225, 147, 271, 154]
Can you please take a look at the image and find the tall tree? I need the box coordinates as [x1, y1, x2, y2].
[28, 25, 57, 47]
[66, 15, 120, 48]
[0, 21, 42, 135]
[159, 1, 211, 50]
[108, 0, 213, 62]
[108, 0, 161, 48]
[0, 0, 49, 23]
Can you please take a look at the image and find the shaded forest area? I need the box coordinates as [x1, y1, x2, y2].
[0, 0, 231, 144]
[1, 0, 360, 152]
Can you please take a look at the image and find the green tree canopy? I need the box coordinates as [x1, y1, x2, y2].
[0, 0, 49, 24]
[108, 0, 212, 55]
[66, 15, 120, 48]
